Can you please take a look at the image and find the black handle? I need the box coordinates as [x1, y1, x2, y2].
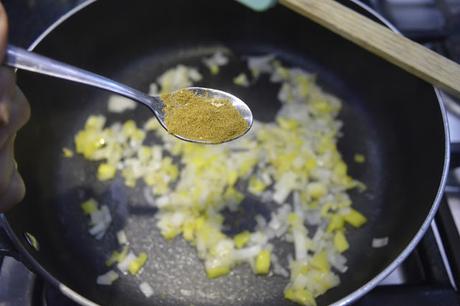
[0, 217, 20, 259]
[0, 217, 39, 275]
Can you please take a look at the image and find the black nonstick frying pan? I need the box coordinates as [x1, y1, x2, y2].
[0, 0, 449, 305]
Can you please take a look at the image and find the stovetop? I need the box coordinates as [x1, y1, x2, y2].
[1, 0, 460, 305]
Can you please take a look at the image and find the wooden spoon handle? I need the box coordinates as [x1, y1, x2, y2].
[280, 0, 460, 97]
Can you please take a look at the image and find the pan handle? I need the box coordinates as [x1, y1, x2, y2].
[0, 222, 19, 259]
[0, 217, 40, 273]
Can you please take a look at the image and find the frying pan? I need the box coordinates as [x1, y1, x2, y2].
[0, 0, 449, 305]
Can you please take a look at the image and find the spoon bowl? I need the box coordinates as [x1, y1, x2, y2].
[169, 87, 254, 144]
[5, 45, 253, 144]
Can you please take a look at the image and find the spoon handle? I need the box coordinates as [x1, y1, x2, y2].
[280, 0, 460, 98]
[4, 45, 156, 108]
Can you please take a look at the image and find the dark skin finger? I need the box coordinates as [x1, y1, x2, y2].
[0, 3, 31, 212]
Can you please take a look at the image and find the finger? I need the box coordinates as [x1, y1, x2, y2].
[12, 86, 31, 130]
[0, 170, 25, 212]
[0, 82, 31, 148]
[0, 66, 16, 127]
[0, 135, 15, 195]
[0, 66, 16, 100]
[0, 67, 17, 146]
[0, 2, 9, 61]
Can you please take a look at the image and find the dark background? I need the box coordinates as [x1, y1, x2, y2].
[2, 0, 85, 47]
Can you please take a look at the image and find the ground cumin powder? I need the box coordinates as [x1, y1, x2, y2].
[161, 89, 248, 143]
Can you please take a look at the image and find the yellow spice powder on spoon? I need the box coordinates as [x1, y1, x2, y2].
[161, 89, 248, 143]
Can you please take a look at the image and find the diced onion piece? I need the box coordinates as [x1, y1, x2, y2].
[62, 147, 74, 158]
[156, 65, 202, 93]
[139, 282, 154, 298]
[284, 287, 317, 306]
[81, 198, 98, 215]
[181, 220, 195, 241]
[96, 270, 119, 286]
[354, 154, 365, 163]
[116, 230, 128, 245]
[97, 163, 116, 181]
[306, 182, 327, 200]
[117, 251, 137, 273]
[293, 228, 308, 261]
[128, 252, 148, 275]
[143, 187, 156, 207]
[205, 260, 230, 279]
[209, 65, 219, 75]
[107, 95, 137, 113]
[88, 205, 112, 239]
[343, 209, 367, 227]
[234, 231, 251, 249]
[233, 245, 262, 262]
[247, 54, 275, 78]
[106, 246, 129, 267]
[372, 237, 389, 248]
[310, 251, 330, 272]
[203, 51, 229, 75]
[255, 250, 271, 274]
[271, 253, 289, 277]
[248, 176, 267, 195]
[149, 83, 159, 96]
[270, 60, 290, 82]
[326, 215, 344, 233]
[333, 231, 349, 253]
[273, 172, 297, 204]
[328, 251, 348, 273]
[85, 115, 106, 130]
[233, 73, 250, 87]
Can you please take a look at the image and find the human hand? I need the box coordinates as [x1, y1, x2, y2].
[0, 3, 31, 212]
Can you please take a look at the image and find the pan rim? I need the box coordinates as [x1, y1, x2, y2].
[2, 0, 451, 305]
[327, 1, 451, 305]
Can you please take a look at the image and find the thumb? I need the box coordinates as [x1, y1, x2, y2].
[0, 2, 8, 62]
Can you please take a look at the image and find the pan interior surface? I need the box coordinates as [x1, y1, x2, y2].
[8, 1, 446, 305]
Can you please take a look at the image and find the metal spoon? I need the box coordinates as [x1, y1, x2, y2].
[5, 45, 253, 144]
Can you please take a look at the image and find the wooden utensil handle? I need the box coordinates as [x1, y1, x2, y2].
[280, 0, 460, 97]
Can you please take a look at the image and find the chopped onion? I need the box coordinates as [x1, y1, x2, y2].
[107, 95, 137, 113]
[304, 210, 321, 226]
[233, 245, 262, 262]
[372, 237, 389, 248]
[148, 83, 159, 96]
[327, 249, 348, 273]
[116, 230, 128, 245]
[203, 51, 229, 74]
[293, 227, 308, 261]
[73, 53, 370, 305]
[139, 282, 154, 298]
[155, 65, 202, 94]
[233, 73, 250, 87]
[117, 251, 137, 273]
[143, 187, 156, 206]
[88, 205, 112, 239]
[96, 270, 119, 285]
[247, 54, 275, 78]
[293, 192, 304, 220]
[255, 215, 267, 229]
[271, 253, 289, 278]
